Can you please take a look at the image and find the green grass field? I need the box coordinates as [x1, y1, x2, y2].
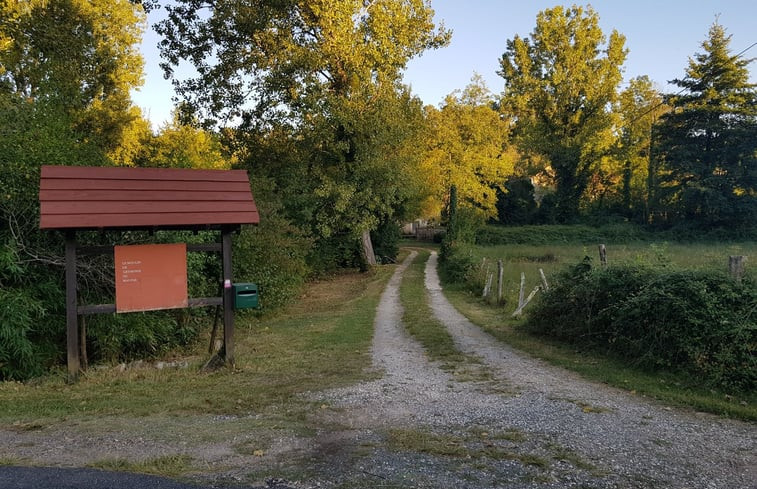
[463, 241, 757, 309]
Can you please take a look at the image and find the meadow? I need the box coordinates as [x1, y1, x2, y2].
[462, 240, 757, 309]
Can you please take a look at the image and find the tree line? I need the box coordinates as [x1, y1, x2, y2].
[1, 1, 755, 379]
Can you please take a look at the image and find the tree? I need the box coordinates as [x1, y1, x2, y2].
[0, 0, 145, 152]
[151, 117, 230, 170]
[156, 0, 450, 267]
[651, 22, 757, 227]
[498, 5, 627, 221]
[616, 76, 669, 219]
[0, 0, 147, 379]
[422, 75, 515, 219]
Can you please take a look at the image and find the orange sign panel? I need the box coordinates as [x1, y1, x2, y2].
[115, 243, 188, 313]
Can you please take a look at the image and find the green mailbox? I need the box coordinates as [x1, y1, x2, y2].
[232, 283, 259, 309]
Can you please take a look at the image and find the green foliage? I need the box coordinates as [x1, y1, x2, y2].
[233, 189, 312, 310]
[0, 0, 146, 152]
[0, 0, 151, 380]
[421, 75, 515, 218]
[440, 184, 458, 262]
[156, 1, 450, 266]
[526, 261, 756, 392]
[438, 242, 477, 286]
[614, 76, 669, 218]
[451, 207, 487, 245]
[475, 222, 757, 246]
[371, 219, 401, 264]
[0, 287, 46, 380]
[87, 311, 199, 364]
[475, 223, 651, 246]
[440, 184, 486, 285]
[495, 177, 538, 225]
[651, 23, 757, 228]
[499, 5, 627, 221]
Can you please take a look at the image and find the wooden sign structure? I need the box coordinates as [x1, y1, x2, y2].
[115, 243, 189, 312]
[39, 165, 259, 381]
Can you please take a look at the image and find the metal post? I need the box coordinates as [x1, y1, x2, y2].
[221, 229, 234, 367]
[65, 232, 80, 381]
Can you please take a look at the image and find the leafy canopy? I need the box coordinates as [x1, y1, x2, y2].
[422, 75, 515, 218]
[498, 5, 627, 221]
[652, 22, 757, 226]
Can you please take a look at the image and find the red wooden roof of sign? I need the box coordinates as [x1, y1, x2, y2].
[39, 165, 259, 230]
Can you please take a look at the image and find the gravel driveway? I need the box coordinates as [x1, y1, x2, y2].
[2, 250, 755, 488]
[310, 250, 757, 488]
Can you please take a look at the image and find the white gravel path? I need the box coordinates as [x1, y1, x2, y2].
[314, 250, 757, 489]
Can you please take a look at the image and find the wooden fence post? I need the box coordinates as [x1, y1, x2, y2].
[539, 268, 549, 291]
[497, 260, 504, 305]
[729, 255, 746, 284]
[518, 272, 525, 307]
[599, 244, 607, 266]
[483, 272, 493, 299]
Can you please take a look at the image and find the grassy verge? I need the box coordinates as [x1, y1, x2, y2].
[441, 282, 757, 421]
[0, 263, 396, 425]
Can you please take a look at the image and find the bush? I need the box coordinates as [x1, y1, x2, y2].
[371, 219, 401, 263]
[438, 242, 477, 286]
[234, 202, 312, 311]
[526, 260, 757, 392]
[475, 223, 651, 246]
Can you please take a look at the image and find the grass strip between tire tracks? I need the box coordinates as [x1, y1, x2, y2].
[399, 250, 467, 368]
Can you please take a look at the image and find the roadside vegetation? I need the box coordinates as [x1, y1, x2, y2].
[437, 232, 757, 421]
[0, 264, 393, 424]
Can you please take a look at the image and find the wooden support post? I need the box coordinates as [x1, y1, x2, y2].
[483, 271, 494, 299]
[512, 285, 541, 317]
[497, 260, 504, 304]
[729, 255, 746, 284]
[221, 230, 235, 367]
[65, 232, 80, 382]
[539, 268, 549, 291]
[599, 244, 607, 266]
[79, 315, 88, 371]
[518, 272, 526, 307]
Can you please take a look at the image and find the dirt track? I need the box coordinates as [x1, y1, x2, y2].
[2, 250, 755, 488]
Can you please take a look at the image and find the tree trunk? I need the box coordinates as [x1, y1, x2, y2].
[361, 230, 377, 266]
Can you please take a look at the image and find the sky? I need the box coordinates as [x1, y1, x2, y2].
[132, 0, 757, 129]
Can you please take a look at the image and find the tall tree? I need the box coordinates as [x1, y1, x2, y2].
[155, 0, 449, 266]
[651, 22, 757, 227]
[498, 5, 627, 221]
[422, 75, 515, 218]
[0, 0, 145, 151]
[0, 0, 147, 379]
[616, 76, 669, 219]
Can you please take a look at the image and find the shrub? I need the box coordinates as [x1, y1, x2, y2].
[526, 260, 756, 392]
[438, 242, 477, 286]
[233, 203, 312, 311]
[475, 223, 651, 246]
[371, 219, 401, 263]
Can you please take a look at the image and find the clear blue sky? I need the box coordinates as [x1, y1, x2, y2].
[132, 1, 757, 128]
